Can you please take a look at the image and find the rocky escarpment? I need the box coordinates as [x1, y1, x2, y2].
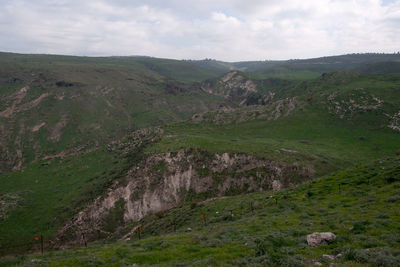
[192, 97, 298, 125]
[325, 88, 384, 119]
[201, 71, 274, 106]
[388, 111, 400, 132]
[55, 149, 314, 246]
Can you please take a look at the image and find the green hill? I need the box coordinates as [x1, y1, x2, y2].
[2, 157, 399, 266]
[0, 53, 227, 173]
[1, 52, 400, 264]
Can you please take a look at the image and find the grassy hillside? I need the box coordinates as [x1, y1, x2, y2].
[2, 52, 399, 173]
[0, 147, 126, 255]
[0, 53, 226, 173]
[0, 53, 223, 83]
[1, 80, 399, 255]
[193, 53, 400, 79]
[150, 107, 400, 172]
[2, 157, 399, 266]
[1, 52, 400, 264]
[149, 72, 400, 173]
[1, 68, 400, 256]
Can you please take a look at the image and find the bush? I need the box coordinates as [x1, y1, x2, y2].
[251, 234, 298, 265]
[254, 238, 267, 256]
[204, 238, 222, 247]
[387, 195, 400, 203]
[341, 247, 400, 266]
[277, 255, 305, 266]
[100, 198, 126, 232]
[351, 221, 370, 234]
[385, 176, 399, 184]
[235, 255, 269, 267]
[342, 246, 356, 260]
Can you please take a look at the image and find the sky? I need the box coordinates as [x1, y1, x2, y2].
[0, 0, 399, 61]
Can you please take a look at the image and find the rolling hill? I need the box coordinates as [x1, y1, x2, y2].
[0, 52, 400, 265]
[0, 53, 228, 173]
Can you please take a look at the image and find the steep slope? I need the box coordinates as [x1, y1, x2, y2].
[1, 52, 400, 260]
[3, 157, 399, 266]
[2, 70, 400, 255]
[0, 146, 125, 255]
[0, 53, 225, 173]
[56, 147, 314, 247]
[2, 53, 399, 173]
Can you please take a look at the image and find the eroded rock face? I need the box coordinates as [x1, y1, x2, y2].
[192, 97, 298, 125]
[201, 71, 272, 107]
[307, 232, 336, 246]
[56, 149, 314, 246]
[388, 111, 400, 132]
[326, 89, 384, 119]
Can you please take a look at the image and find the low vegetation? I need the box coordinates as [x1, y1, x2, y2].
[0, 148, 124, 255]
[1, 157, 399, 266]
[1, 52, 400, 265]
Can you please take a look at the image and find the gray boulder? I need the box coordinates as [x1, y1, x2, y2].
[322, 254, 335, 261]
[307, 232, 336, 246]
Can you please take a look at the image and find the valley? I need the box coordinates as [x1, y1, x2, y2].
[0, 52, 400, 266]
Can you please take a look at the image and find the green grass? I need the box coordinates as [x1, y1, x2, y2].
[146, 105, 400, 176]
[1, 53, 400, 265]
[3, 157, 399, 266]
[0, 52, 226, 173]
[250, 67, 321, 80]
[0, 148, 124, 255]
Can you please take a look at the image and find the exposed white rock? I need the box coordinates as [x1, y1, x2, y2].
[307, 232, 336, 246]
[56, 149, 314, 247]
[322, 254, 335, 261]
[272, 180, 282, 191]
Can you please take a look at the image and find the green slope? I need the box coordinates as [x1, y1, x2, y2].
[148, 72, 400, 174]
[2, 157, 399, 266]
[192, 53, 400, 79]
[1, 70, 400, 256]
[0, 53, 223, 83]
[1, 52, 400, 263]
[0, 148, 125, 255]
[0, 52, 226, 173]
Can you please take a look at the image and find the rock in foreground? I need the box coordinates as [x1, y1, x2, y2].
[307, 232, 336, 246]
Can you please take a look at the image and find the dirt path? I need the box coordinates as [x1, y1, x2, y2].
[0, 86, 29, 117]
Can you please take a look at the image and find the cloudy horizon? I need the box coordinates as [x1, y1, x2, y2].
[0, 0, 399, 61]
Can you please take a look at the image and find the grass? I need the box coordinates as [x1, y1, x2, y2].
[146, 104, 400, 176]
[0, 52, 226, 173]
[2, 157, 399, 266]
[1, 52, 400, 265]
[250, 67, 321, 80]
[0, 148, 124, 255]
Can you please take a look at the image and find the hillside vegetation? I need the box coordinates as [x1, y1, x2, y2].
[1, 157, 399, 266]
[0, 53, 227, 173]
[193, 53, 400, 79]
[1, 52, 400, 265]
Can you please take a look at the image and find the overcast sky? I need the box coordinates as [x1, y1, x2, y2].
[0, 0, 399, 61]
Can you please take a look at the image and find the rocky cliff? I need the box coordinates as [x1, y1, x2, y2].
[55, 148, 314, 246]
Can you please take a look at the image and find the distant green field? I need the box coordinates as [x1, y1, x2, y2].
[250, 67, 321, 80]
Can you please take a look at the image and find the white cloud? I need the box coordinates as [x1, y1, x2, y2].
[0, 0, 399, 61]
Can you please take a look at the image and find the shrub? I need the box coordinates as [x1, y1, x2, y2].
[385, 176, 399, 184]
[100, 198, 126, 233]
[351, 221, 369, 234]
[387, 195, 400, 203]
[254, 238, 267, 256]
[341, 247, 400, 266]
